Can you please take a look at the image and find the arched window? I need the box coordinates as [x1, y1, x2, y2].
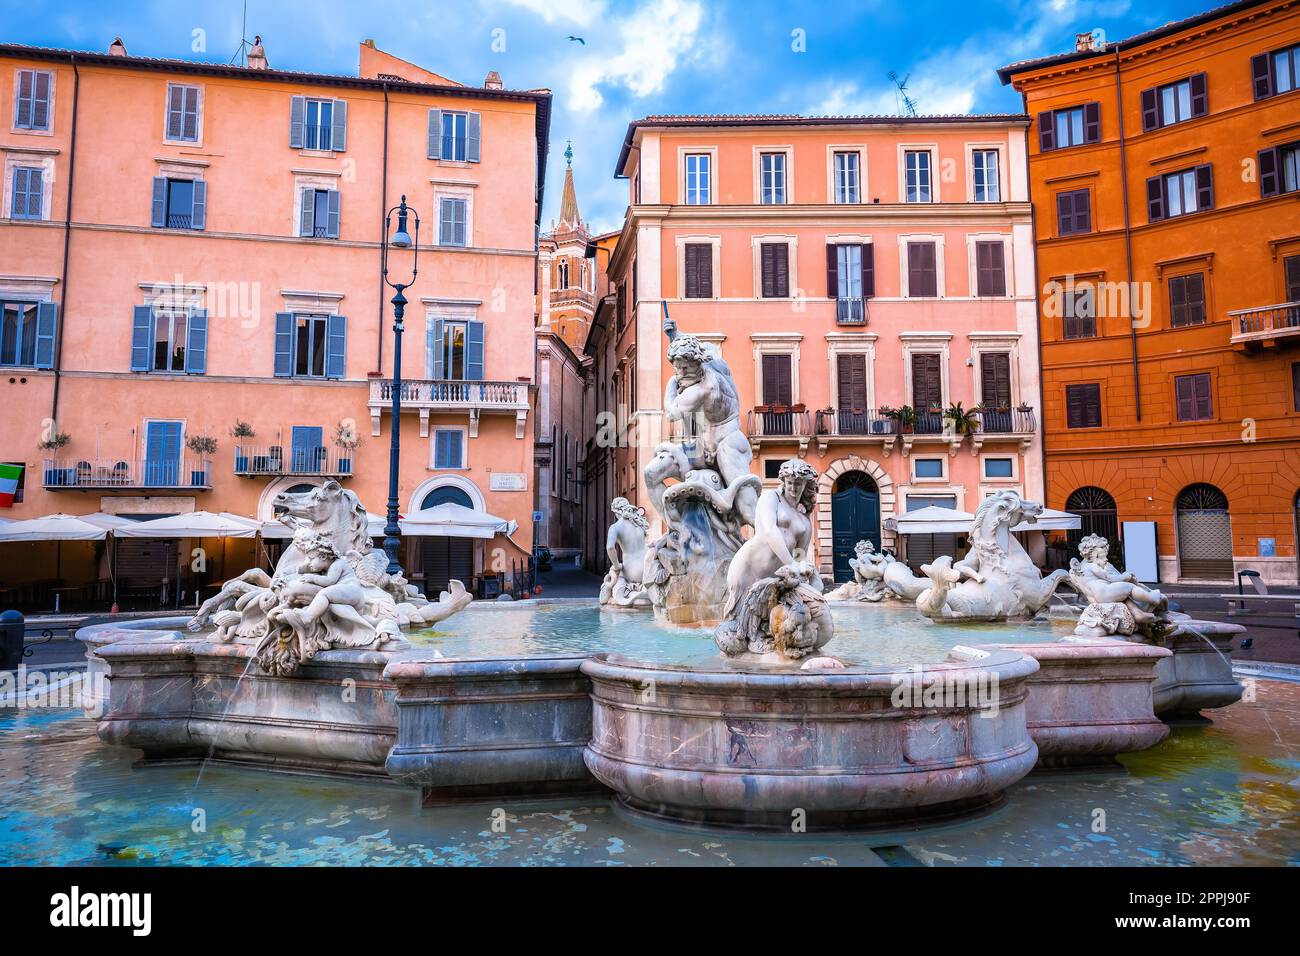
[1176, 483, 1229, 512]
[420, 485, 473, 510]
[1065, 486, 1118, 548]
[557, 259, 569, 289]
[1175, 483, 1232, 580]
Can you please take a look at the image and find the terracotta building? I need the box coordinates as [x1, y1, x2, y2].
[0, 37, 550, 600]
[603, 112, 1043, 581]
[579, 229, 620, 573]
[1000, 0, 1300, 583]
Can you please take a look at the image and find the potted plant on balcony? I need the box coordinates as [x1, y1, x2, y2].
[230, 421, 255, 472]
[881, 404, 914, 435]
[815, 407, 833, 435]
[943, 402, 980, 438]
[38, 431, 72, 485]
[334, 420, 361, 476]
[185, 433, 218, 487]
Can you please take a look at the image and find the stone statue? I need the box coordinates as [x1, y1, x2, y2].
[599, 497, 651, 609]
[189, 480, 472, 676]
[714, 459, 839, 668]
[825, 540, 893, 602]
[641, 316, 761, 623]
[1069, 533, 1169, 638]
[915, 490, 1068, 620]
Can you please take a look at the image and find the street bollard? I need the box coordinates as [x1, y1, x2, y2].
[0, 609, 24, 670]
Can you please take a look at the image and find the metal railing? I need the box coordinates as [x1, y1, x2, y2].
[369, 379, 531, 408]
[835, 296, 868, 325]
[974, 408, 1036, 435]
[43, 457, 211, 489]
[815, 408, 898, 437]
[1229, 301, 1300, 342]
[234, 444, 355, 477]
[746, 407, 811, 438]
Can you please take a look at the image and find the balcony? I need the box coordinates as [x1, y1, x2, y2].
[746, 406, 812, 454]
[1229, 301, 1300, 349]
[234, 444, 354, 479]
[835, 297, 869, 326]
[43, 457, 212, 491]
[972, 407, 1036, 455]
[368, 378, 531, 439]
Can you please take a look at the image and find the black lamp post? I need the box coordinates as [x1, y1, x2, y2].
[381, 195, 419, 576]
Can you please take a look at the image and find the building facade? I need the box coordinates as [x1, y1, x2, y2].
[605, 113, 1043, 580]
[1001, 0, 1300, 583]
[0, 38, 549, 598]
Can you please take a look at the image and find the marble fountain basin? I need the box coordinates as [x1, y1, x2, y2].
[75, 602, 1243, 831]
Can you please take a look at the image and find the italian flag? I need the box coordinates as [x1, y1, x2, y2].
[0, 463, 22, 508]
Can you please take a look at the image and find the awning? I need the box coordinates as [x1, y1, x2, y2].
[1011, 507, 1081, 532]
[400, 502, 515, 539]
[0, 513, 110, 541]
[884, 505, 976, 535]
[259, 512, 388, 539]
[113, 511, 260, 538]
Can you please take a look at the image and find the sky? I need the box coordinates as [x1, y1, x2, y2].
[1, 0, 1226, 233]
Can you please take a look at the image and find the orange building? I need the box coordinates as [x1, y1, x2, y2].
[1001, 0, 1300, 584]
[0, 37, 550, 602]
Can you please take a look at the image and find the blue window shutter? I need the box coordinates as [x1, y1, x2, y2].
[431, 318, 445, 379]
[449, 430, 463, 467]
[289, 95, 305, 148]
[325, 313, 347, 379]
[151, 177, 167, 228]
[455, 199, 467, 245]
[466, 320, 484, 380]
[428, 109, 442, 159]
[15, 70, 33, 128]
[300, 189, 315, 237]
[274, 312, 295, 377]
[131, 305, 153, 371]
[185, 307, 208, 374]
[434, 430, 449, 468]
[331, 99, 347, 152]
[34, 302, 57, 369]
[190, 179, 206, 230]
[32, 71, 50, 130]
[166, 85, 183, 139]
[26, 168, 43, 218]
[326, 189, 341, 238]
[466, 112, 481, 163]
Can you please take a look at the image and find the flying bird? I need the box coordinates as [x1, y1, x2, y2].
[567, 36, 585, 45]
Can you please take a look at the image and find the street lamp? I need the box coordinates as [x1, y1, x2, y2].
[381, 195, 420, 576]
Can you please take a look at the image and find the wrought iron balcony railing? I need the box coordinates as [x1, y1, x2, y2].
[367, 378, 531, 438]
[746, 407, 811, 438]
[234, 444, 354, 478]
[835, 296, 869, 325]
[974, 408, 1036, 435]
[43, 457, 212, 490]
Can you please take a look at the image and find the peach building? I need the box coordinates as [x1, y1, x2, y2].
[1000, 0, 1300, 584]
[0, 37, 550, 602]
[604, 113, 1042, 580]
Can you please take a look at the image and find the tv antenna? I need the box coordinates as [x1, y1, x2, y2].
[888, 71, 919, 116]
[229, 0, 252, 66]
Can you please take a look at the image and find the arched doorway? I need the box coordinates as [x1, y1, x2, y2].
[1065, 486, 1119, 550]
[831, 471, 880, 582]
[417, 484, 475, 596]
[1294, 491, 1300, 585]
[1176, 483, 1232, 580]
[420, 486, 473, 510]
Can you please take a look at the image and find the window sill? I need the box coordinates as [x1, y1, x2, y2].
[435, 159, 473, 168]
[297, 148, 342, 158]
[9, 127, 54, 137]
[162, 138, 204, 149]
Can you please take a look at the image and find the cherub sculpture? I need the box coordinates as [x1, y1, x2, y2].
[1069, 533, 1169, 638]
[825, 539, 893, 602]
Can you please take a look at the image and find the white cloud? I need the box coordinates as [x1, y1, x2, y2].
[566, 0, 704, 112]
[500, 0, 608, 26]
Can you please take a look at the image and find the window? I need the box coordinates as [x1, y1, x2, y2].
[1056, 189, 1091, 236]
[427, 109, 480, 162]
[442, 111, 468, 161]
[983, 457, 1014, 479]
[434, 429, 465, 469]
[1253, 43, 1300, 99]
[1294, 362, 1300, 411]
[1038, 103, 1100, 151]
[833, 151, 860, 203]
[151, 309, 188, 372]
[763, 459, 784, 480]
[1286, 254, 1300, 302]
[836, 353, 867, 413]
[1, 300, 41, 367]
[272, 311, 346, 378]
[1259, 141, 1300, 198]
[759, 152, 786, 204]
[1, 462, 24, 504]
[685, 153, 711, 204]
[13, 70, 52, 131]
[1175, 373, 1213, 421]
[904, 150, 931, 203]
[975, 241, 1006, 297]
[829, 243, 872, 323]
[906, 241, 938, 297]
[290, 96, 346, 152]
[1062, 287, 1096, 339]
[428, 317, 484, 381]
[683, 242, 713, 298]
[439, 197, 467, 246]
[165, 84, 201, 142]
[911, 353, 943, 430]
[150, 176, 206, 230]
[10, 166, 43, 220]
[294, 314, 329, 377]
[1141, 75, 1207, 131]
[760, 242, 789, 298]
[914, 458, 944, 479]
[972, 150, 1000, 202]
[290, 426, 325, 473]
[1169, 273, 1206, 327]
[132, 303, 206, 375]
[299, 188, 340, 238]
[980, 352, 1012, 414]
[305, 98, 333, 150]
[1065, 383, 1102, 428]
[1148, 165, 1213, 221]
[761, 352, 793, 406]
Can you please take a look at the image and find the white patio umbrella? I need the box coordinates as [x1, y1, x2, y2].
[884, 505, 976, 535]
[400, 502, 515, 539]
[1011, 507, 1081, 532]
[0, 513, 110, 541]
[112, 511, 260, 538]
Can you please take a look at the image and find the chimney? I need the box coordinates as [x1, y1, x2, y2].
[1075, 31, 1099, 53]
[247, 34, 268, 70]
[108, 37, 127, 56]
[484, 70, 503, 90]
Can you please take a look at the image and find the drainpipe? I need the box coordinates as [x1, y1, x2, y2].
[1114, 46, 1141, 420]
[376, 82, 390, 373]
[50, 53, 79, 424]
[1018, 102, 1050, 506]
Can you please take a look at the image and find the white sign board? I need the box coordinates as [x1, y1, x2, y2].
[1122, 521, 1159, 583]
[489, 472, 527, 492]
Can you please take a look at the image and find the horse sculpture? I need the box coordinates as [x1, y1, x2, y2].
[915, 491, 1068, 621]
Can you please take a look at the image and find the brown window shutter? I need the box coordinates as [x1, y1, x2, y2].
[836, 353, 867, 411]
[1195, 164, 1214, 210]
[1293, 362, 1300, 411]
[1140, 88, 1159, 131]
[761, 243, 774, 297]
[1086, 384, 1101, 427]
[976, 241, 1006, 297]
[1196, 374, 1212, 419]
[1285, 255, 1300, 301]
[1056, 191, 1072, 234]
[860, 243, 874, 298]
[1259, 147, 1281, 197]
[1084, 102, 1101, 143]
[1066, 385, 1083, 428]
[826, 243, 839, 298]
[761, 242, 789, 298]
[1187, 274, 1206, 324]
[762, 352, 792, 406]
[1146, 175, 1165, 222]
[908, 241, 937, 297]
[1169, 275, 1187, 327]
[1076, 190, 1091, 232]
[1251, 53, 1274, 100]
[684, 244, 699, 298]
[775, 243, 789, 297]
[911, 353, 942, 409]
[1038, 111, 1056, 152]
[684, 243, 711, 298]
[980, 352, 1011, 408]
[1189, 73, 1208, 117]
